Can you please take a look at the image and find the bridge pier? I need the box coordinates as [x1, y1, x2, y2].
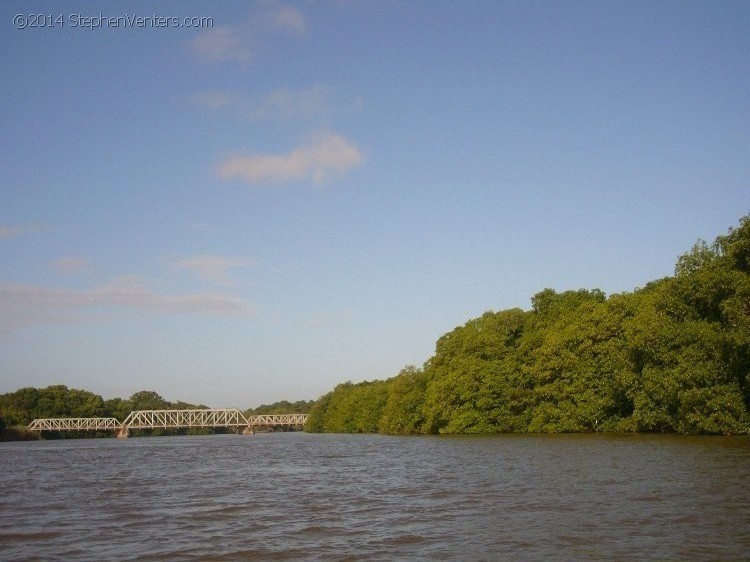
[242, 426, 255, 435]
[115, 426, 129, 439]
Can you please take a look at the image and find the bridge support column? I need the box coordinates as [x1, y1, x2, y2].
[242, 426, 255, 435]
[115, 426, 129, 439]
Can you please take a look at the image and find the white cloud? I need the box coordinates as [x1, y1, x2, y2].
[216, 132, 364, 185]
[0, 278, 253, 334]
[187, 26, 251, 63]
[169, 254, 255, 285]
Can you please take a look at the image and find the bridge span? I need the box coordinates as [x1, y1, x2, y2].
[27, 409, 309, 438]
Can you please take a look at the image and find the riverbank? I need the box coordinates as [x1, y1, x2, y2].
[0, 426, 40, 442]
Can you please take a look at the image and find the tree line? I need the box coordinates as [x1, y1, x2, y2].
[307, 216, 750, 435]
[0, 386, 315, 440]
[0, 388, 212, 439]
[3, 216, 748, 437]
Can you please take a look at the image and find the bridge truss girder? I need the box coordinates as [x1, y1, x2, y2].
[27, 417, 122, 432]
[122, 408, 247, 430]
[27, 409, 309, 437]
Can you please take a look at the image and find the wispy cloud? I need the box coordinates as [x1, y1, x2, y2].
[216, 132, 364, 185]
[52, 256, 91, 276]
[0, 278, 253, 334]
[190, 91, 240, 110]
[263, 3, 307, 35]
[186, 3, 306, 65]
[191, 84, 331, 121]
[168, 254, 255, 285]
[187, 26, 252, 63]
[250, 84, 329, 120]
[0, 224, 44, 239]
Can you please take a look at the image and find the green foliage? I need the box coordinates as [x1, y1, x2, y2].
[103, 397, 133, 421]
[247, 400, 314, 416]
[307, 215, 750, 435]
[675, 239, 719, 276]
[379, 366, 428, 434]
[0, 386, 214, 438]
[128, 390, 170, 411]
[0, 385, 106, 426]
[305, 380, 388, 433]
[305, 392, 332, 432]
[716, 215, 750, 274]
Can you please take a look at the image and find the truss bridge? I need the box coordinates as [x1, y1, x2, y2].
[27, 409, 309, 438]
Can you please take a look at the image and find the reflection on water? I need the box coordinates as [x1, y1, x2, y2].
[1, 433, 749, 560]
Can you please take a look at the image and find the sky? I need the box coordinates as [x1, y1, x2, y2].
[1, 1, 748, 408]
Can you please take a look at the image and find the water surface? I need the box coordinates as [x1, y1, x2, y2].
[1, 433, 749, 560]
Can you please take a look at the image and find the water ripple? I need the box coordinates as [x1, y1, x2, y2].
[1, 433, 749, 560]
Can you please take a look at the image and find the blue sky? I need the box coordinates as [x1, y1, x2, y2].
[1, 1, 748, 408]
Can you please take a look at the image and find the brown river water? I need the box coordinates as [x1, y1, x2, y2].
[1, 432, 749, 560]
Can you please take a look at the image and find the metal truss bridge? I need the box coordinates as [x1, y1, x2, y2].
[27, 409, 309, 438]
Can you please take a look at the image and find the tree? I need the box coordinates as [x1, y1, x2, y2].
[380, 366, 428, 434]
[128, 390, 169, 411]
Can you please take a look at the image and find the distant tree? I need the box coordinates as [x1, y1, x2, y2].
[103, 397, 132, 421]
[248, 400, 314, 416]
[128, 390, 170, 410]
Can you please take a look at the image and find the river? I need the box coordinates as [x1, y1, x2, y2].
[1, 433, 749, 560]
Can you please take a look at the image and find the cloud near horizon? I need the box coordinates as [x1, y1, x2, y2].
[0, 277, 253, 334]
[216, 132, 364, 185]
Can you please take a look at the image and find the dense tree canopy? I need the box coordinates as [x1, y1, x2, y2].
[0, 385, 108, 427]
[307, 216, 750, 435]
